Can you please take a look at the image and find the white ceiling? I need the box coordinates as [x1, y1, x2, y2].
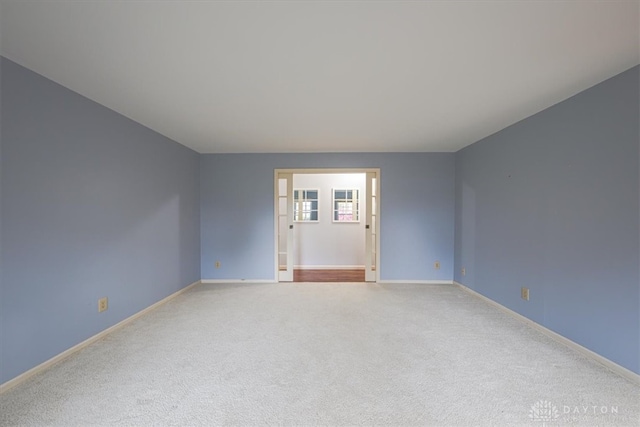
[1, 1, 638, 154]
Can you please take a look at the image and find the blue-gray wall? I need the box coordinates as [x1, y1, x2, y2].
[454, 66, 640, 374]
[0, 57, 201, 384]
[200, 153, 455, 281]
[2, 54, 637, 385]
[0, 53, 4, 386]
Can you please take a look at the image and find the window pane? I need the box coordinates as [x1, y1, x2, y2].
[294, 188, 318, 222]
[279, 253, 287, 270]
[333, 189, 359, 222]
[278, 178, 287, 197]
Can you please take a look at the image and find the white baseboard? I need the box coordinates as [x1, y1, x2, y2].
[378, 280, 454, 285]
[453, 281, 640, 385]
[7, 278, 634, 394]
[202, 279, 452, 285]
[0, 280, 202, 395]
[294, 265, 365, 270]
[200, 279, 277, 284]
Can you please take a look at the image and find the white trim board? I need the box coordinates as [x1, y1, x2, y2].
[0, 280, 202, 395]
[453, 281, 640, 386]
[275, 168, 380, 174]
[294, 265, 365, 270]
[200, 279, 277, 284]
[377, 280, 454, 285]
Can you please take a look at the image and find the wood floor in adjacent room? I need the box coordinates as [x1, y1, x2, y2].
[1, 282, 638, 426]
[293, 269, 364, 282]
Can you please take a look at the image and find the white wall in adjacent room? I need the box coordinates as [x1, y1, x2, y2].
[293, 173, 365, 267]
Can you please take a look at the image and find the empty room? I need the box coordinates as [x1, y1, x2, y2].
[1, 1, 639, 425]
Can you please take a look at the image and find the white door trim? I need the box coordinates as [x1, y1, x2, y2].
[275, 172, 294, 281]
[274, 168, 381, 282]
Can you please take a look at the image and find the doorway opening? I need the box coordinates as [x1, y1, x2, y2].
[275, 169, 379, 283]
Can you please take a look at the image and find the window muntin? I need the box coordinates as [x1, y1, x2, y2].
[333, 189, 359, 222]
[294, 189, 319, 222]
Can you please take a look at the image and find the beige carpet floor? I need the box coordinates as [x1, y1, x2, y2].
[1, 282, 638, 426]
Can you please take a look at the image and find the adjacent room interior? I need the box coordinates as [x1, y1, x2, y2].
[0, 1, 639, 425]
[282, 171, 374, 283]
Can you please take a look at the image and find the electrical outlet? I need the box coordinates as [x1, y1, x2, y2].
[434, 261, 441, 270]
[98, 297, 108, 313]
[215, 261, 221, 269]
[461, 267, 466, 276]
[521, 287, 529, 301]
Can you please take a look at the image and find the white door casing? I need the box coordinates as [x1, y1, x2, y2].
[364, 172, 377, 282]
[276, 172, 294, 281]
[275, 168, 379, 282]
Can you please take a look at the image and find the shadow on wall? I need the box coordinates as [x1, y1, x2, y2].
[1, 57, 200, 385]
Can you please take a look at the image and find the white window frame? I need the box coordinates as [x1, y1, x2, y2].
[332, 188, 360, 223]
[294, 189, 319, 222]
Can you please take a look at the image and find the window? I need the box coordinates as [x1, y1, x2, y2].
[333, 189, 359, 222]
[294, 189, 318, 222]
